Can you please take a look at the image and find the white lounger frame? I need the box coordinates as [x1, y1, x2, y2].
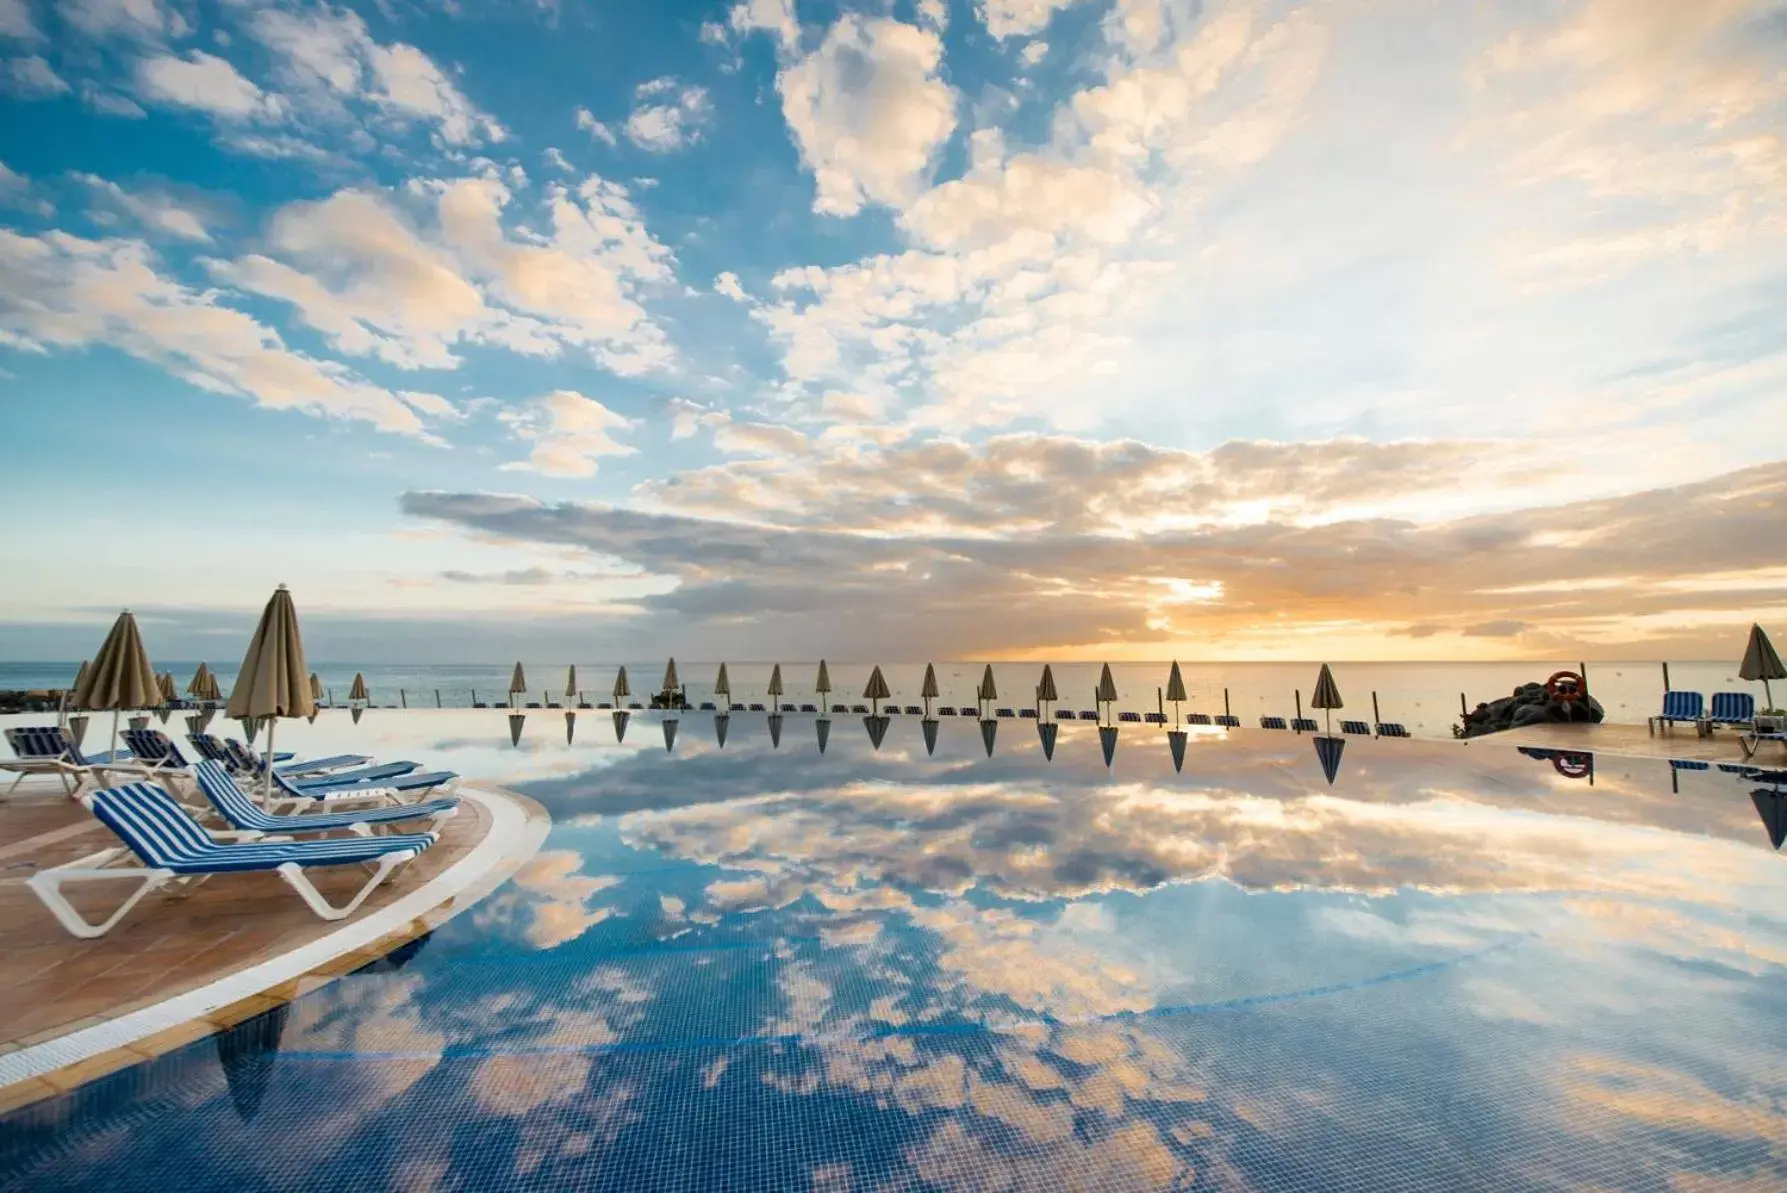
[28, 828, 427, 939]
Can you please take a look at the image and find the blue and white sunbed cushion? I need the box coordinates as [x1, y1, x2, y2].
[1657, 691, 1704, 723]
[88, 782, 436, 874]
[196, 761, 456, 833]
[1709, 692, 1755, 724]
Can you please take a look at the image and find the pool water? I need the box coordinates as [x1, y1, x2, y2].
[3, 711, 1786, 1191]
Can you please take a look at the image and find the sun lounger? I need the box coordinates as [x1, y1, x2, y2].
[749, 703, 767, 712]
[1649, 691, 1705, 734]
[1118, 711, 1142, 723]
[269, 763, 454, 808]
[1187, 714, 1212, 726]
[831, 703, 849, 714]
[149, 731, 411, 791]
[1215, 715, 1240, 728]
[1376, 723, 1410, 738]
[1144, 712, 1166, 724]
[1291, 717, 1318, 732]
[1341, 720, 1371, 735]
[1741, 728, 1787, 759]
[195, 734, 368, 778]
[3, 726, 132, 796]
[939, 707, 959, 717]
[29, 781, 438, 938]
[196, 761, 457, 837]
[802, 704, 819, 713]
[1260, 717, 1288, 730]
[905, 706, 922, 715]
[851, 704, 870, 714]
[1670, 759, 1710, 771]
[1019, 709, 1037, 719]
[997, 708, 1016, 718]
[1709, 692, 1756, 728]
[1054, 710, 1075, 721]
[698, 702, 717, 711]
[1077, 710, 1099, 720]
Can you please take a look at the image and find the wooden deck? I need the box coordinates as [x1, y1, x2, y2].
[1489, 720, 1784, 765]
[0, 775, 543, 1113]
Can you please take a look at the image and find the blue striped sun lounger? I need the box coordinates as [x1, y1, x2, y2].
[1187, 714, 1212, 726]
[267, 765, 456, 815]
[1649, 691, 1704, 734]
[1341, 720, 1372, 736]
[1214, 715, 1240, 728]
[1291, 718, 1318, 732]
[1376, 723, 1410, 738]
[29, 781, 438, 938]
[195, 761, 458, 837]
[195, 734, 369, 778]
[1077, 711, 1099, 721]
[1260, 717, 1288, 730]
[4, 726, 134, 796]
[1709, 693, 1756, 728]
[1055, 710, 1075, 721]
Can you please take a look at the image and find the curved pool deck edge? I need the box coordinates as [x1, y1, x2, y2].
[0, 783, 548, 1113]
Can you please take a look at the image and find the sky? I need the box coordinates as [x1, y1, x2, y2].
[0, 0, 1784, 663]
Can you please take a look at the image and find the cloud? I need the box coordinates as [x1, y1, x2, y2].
[62, 0, 184, 41]
[401, 455, 1787, 658]
[624, 76, 710, 152]
[726, 0, 799, 53]
[977, 0, 1084, 40]
[2, 53, 64, 96]
[210, 175, 676, 375]
[75, 174, 210, 241]
[134, 50, 282, 121]
[440, 567, 612, 585]
[1462, 620, 1529, 638]
[543, 146, 573, 173]
[499, 389, 637, 478]
[713, 271, 748, 301]
[777, 16, 957, 216]
[246, 3, 504, 145]
[0, 229, 448, 437]
[0, 0, 38, 40]
[0, 158, 50, 216]
[574, 105, 616, 145]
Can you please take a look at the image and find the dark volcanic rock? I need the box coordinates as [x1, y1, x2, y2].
[1459, 679, 1604, 738]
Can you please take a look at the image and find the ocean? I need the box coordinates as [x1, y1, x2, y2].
[0, 659, 1763, 738]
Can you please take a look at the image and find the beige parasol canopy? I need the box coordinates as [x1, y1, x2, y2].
[156, 672, 178, 704]
[1741, 623, 1784, 707]
[767, 664, 784, 698]
[187, 662, 213, 698]
[566, 665, 578, 699]
[662, 658, 679, 693]
[74, 611, 158, 712]
[1165, 661, 1187, 704]
[864, 665, 891, 716]
[1096, 663, 1118, 704]
[73, 611, 158, 759]
[715, 662, 731, 698]
[613, 665, 631, 703]
[348, 673, 369, 702]
[977, 664, 997, 703]
[921, 664, 939, 700]
[227, 586, 315, 798]
[71, 659, 90, 694]
[1037, 664, 1058, 705]
[509, 662, 528, 702]
[1311, 663, 1343, 733]
[309, 673, 325, 702]
[816, 660, 832, 695]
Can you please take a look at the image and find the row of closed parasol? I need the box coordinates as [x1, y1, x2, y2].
[496, 659, 1344, 727]
[64, 588, 334, 799]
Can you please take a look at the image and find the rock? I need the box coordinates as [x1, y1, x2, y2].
[1458, 679, 1606, 738]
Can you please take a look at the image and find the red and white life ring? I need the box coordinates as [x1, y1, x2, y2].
[1545, 671, 1586, 703]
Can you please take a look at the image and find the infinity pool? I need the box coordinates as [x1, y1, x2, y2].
[3, 711, 1785, 1191]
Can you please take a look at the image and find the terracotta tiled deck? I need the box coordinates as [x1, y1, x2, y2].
[0, 776, 544, 1112]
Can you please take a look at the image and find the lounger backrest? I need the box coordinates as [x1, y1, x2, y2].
[224, 740, 261, 772]
[1292, 718, 1318, 731]
[1215, 715, 1239, 727]
[1261, 717, 1287, 729]
[1377, 723, 1410, 737]
[6, 726, 71, 760]
[1670, 759, 1710, 771]
[1662, 691, 1704, 720]
[1187, 714, 1212, 725]
[87, 782, 215, 866]
[188, 734, 229, 763]
[1341, 720, 1371, 735]
[122, 728, 186, 768]
[1710, 692, 1755, 722]
[194, 759, 260, 827]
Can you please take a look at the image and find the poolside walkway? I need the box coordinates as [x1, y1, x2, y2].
[0, 777, 546, 1113]
[1489, 721, 1780, 765]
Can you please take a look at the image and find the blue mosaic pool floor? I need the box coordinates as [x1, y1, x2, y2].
[3, 713, 1785, 1190]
